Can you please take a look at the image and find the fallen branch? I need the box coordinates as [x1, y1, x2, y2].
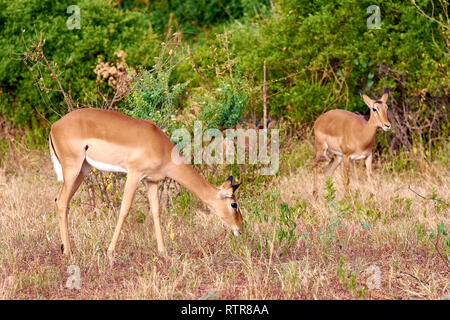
[399, 271, 430, 286]
[432, 238, 450, 272]
[408, 185, 450, 207]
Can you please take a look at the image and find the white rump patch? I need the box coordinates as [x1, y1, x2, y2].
[50, 151, 63, 182]
[85, 156, 128, 173]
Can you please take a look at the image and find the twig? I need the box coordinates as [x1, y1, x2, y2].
[30, 34, 75, 111]
[411, 0, 450, 30]
[433, 237, 450, 271]
[21, 33, 75, 113]
[224, 30, 233, 81]
[408, 185, 450, 207]
[399, 271, 430, 285]
[187, 45, 215, 95]
[263, 61, 267, 131]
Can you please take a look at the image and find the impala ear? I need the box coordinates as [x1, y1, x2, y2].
[220, 176, 233, 190]
[380, 88, 389, 103]
[219, 176, 240, 198]
[267, 116, 279, 129]
[360, 91, 374, 107]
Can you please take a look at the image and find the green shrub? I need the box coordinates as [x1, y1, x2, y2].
[118, 0, 269, 37]
[1, 0, 448, 151]
[0, 0, 159, 139]
[125, 69, 188, 136]
[199, 77, 247, 129]
[185, 0, 449, 148]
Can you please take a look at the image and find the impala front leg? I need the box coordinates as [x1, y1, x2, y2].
[365, 153, 375, 193]
[325, 155, 342, 177]
[312, 156, 320, 198]
[107, 172, 142, 261]
[342, 155, 350, 195]
[147, 181, 165, 255]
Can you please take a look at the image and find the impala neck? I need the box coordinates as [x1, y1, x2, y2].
[165, 161, 218, 207]
[360, 113, 378, 146]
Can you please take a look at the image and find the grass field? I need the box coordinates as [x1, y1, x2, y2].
[0, 135, 448, 299]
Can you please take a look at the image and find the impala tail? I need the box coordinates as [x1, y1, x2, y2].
[48, 133, 63, 182]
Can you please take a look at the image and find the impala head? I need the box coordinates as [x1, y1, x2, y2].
[215, 176, 243, 236]
[360, 88, 391, 131]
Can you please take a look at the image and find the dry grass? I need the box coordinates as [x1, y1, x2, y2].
[0, 137, 448, 300]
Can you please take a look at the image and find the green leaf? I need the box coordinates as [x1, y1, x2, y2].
[437, 222, 447, 236]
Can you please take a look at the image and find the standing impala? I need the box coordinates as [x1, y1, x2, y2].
[49, 108, 243, 259]
[312, 88, 391, 195]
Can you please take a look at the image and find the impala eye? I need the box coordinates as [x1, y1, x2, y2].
[231, 202, 238, 209]
[372, 108, 378, 112]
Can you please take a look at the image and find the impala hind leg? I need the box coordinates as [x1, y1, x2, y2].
[147, 181, 165, 254]
[56, 165, 86, 257]
[107, 172, 141, 261]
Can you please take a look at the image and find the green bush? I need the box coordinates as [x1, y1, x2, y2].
[0, 0, 448, 151]
[184, 0, 449, 148]
[125, 69, 188, 136]
[118, 0, 269, 37]
[199, 77, 247, 129]
[0, 0, 159, 137]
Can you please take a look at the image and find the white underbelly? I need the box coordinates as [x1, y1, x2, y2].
[350, 154, 367, 160]
[85, 155, 128, 173]
[324, 142, 368, 160]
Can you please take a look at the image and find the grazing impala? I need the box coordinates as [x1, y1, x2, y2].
[312, 89, 391, 195]
[49, 108, 243, 259]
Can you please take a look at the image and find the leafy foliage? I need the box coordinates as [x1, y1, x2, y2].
[0, 0, 448, 151]
[199, 77, 247, 129]
[117, 0, 269, 37]
[0, 0, 158, 130]
[125, 70, 188, 135]
[277, 202, 298, 245]
[184, 0, 449, 149]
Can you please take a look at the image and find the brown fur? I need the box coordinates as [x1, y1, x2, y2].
[312, 89, 391, 195]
